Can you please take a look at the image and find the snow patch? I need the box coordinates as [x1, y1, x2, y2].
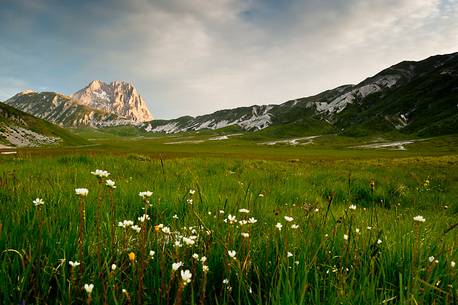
[352, 140, 420, 150]
[259, 136, 320, 146]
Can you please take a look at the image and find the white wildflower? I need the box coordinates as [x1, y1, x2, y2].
[181, 269, 192, 285]
[138, 191, 153, 199]
[413, 215, 426, 223]
[284, 216, 294, 222]
[105, 179, 116, 189]
[228, 250, 236, 259]
[84, 283, 94, 294]
[69, 261, 80, 267]
[202, 265, 209, 273]
[239, 208, 250, 213]
[349, 204, 357, 210]
[33, 198, 44, 207]
[75, 188, 89, 197]
[172, 261, 183, 271]
[291, 224, 299, 229]
[248, 217, 257, 224]
[241, 232, 250, 238]
[131, 225, 141, 233]
[91, 169, 110, 178]
[275, 223, 283, 231]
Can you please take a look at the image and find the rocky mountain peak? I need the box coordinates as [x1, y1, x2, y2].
[71, 80, 153, 122]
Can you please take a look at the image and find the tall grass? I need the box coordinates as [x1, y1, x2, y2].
[0, 155, 457, 304]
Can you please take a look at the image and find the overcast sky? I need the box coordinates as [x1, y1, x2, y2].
[1, 0, 457, 119]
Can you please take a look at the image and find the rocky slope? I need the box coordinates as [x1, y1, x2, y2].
[4, 81, 153, 127]
[72, 80, 153, 122]
[0, 102, 88, 147]
[143, 52, 458, 136]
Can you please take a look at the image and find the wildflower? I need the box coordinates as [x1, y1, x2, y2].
[429, 256, 435, 263]
[189, 189, 196, 195]
[131, 225, 141, 233]
[181, 269, 192, 285]
[105, 179, 116, 189]
[122, 289, 128, 295]
[223, 278, 229, 284]
[75, 188, 89, 197]
[258, 193, 264, 197]
[202, 265, 209, 273]
[367, 226, 372, 230]
[138, 214, 150, 222]
[225, 214, 237, 224]
[239, 208, 250, 213]
[287, 252, 293, 257]
[377, 239, 382, 245]
[149, 250, 155, 258]
[275, 223, 283, 231]
[192, 253, 199, 259]
[228, 250, 236, 259]
[33, 198, 44, 207]
[91, 169, 110, 178]
[291, 224, 299, 229]
[241, 232, 249, 238]
[183, 237, 195, 246]
[69, 261, 80, 267]
[413, 215, 426, 223]
[294, 261, 299, 265]
[248, 217, 257, 224]
[162, 226, 171, 234]
[200, 256, 207, 263]
[174, 241, 183, 248]
[172, 261, 183, 271]
[239, 220, 248, 226]
[349, 204, 357, 210]
[451, 261, 456, 268]
[138, 191, 153, 199]
[343, 234, 349, 241]
[84, 283, 94, 294]
[284, 216, 294, 222]
[128, 252, 135, 263]
[219, 210, 225, 214]
[187, 198, 193, 205]
[355, 228, 360, 234]
[314, 208, 319, 212]
[111, 264, 117, 271]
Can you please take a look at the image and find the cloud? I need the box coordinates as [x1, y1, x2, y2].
[0, 0, 457, 118]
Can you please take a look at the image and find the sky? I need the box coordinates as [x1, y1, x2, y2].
[0, 0, 457, 119]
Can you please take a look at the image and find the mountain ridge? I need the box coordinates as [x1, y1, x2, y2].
[142, 52, 458, 136]
[4, 80, 153, 127]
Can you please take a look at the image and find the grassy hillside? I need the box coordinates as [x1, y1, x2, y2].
[0, 102, 89, 147]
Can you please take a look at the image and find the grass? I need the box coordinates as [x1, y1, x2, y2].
[1, 141, 457, 304]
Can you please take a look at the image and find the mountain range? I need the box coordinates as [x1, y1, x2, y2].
[4, 80, 152, 127]
[2, 52, 458, 140]
[143, 52, 458, 136]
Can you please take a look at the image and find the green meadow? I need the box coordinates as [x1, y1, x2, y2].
[1, 132, 457, 304]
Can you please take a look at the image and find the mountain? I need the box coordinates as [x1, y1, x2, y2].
[72, 80, 153, 122]
[143, 52, 458, 136]
[0, 101, 88, 147]
[4, 81, 153, 127]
